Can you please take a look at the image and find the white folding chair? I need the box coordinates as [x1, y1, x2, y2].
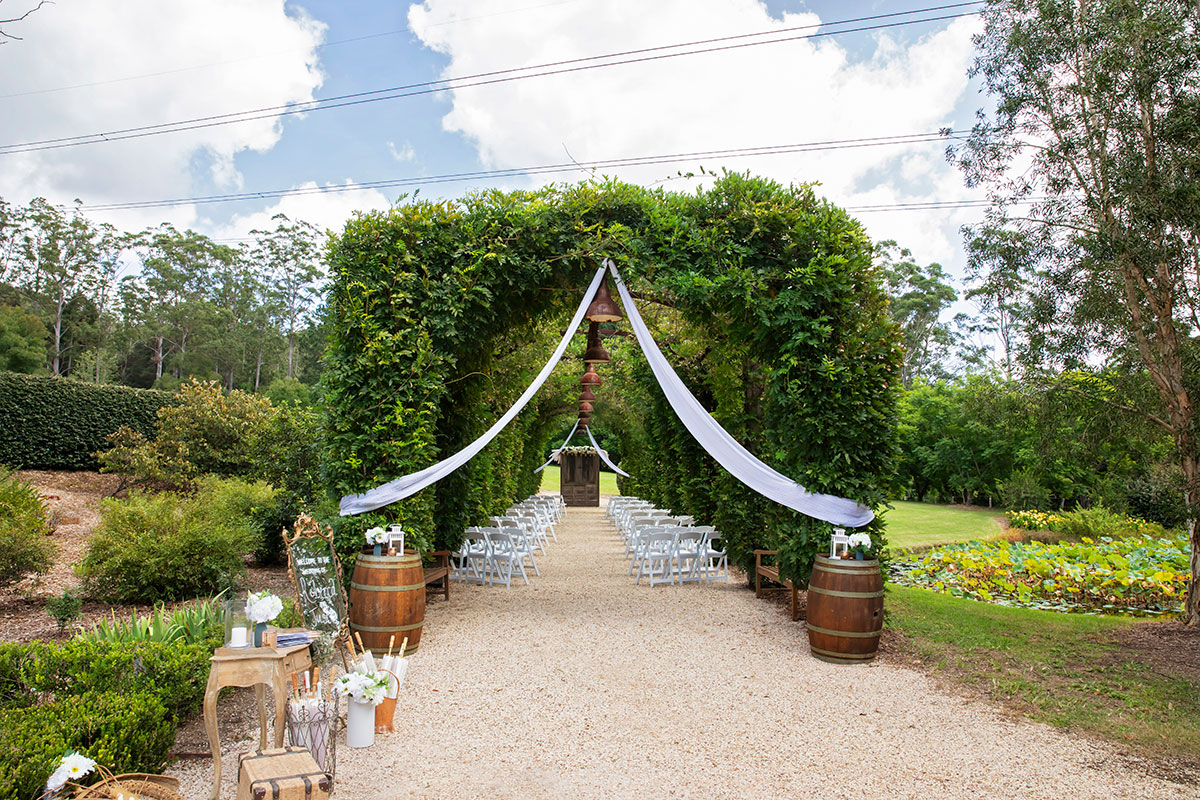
[484, 530, 529, 587]
[455, 529, 490, 584]
[636, 530, 678, 587]
[673, 529, 705, 584]
[694, 528, 727, 583]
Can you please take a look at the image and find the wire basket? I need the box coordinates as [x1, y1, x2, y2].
[69, 766, 184, 800]
[285, 695, 339, 776]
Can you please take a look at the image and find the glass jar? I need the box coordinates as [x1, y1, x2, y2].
[224, 596, 250, 648]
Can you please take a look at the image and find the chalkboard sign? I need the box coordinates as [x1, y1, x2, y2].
[289, 538, 345, 634]
[285, 514, 348, 638]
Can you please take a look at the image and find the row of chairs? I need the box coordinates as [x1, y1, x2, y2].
[607, 496, 728, 586]
[453, 494, 565, 587]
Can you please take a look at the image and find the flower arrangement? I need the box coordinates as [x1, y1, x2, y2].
[335, 671, 390, 706]
[847, 532, 874, 559]
[245, 590, 283, 624]
[43, 751, 96, 797]
[559, 446, 597, 456]
[365, 527, 388, 545]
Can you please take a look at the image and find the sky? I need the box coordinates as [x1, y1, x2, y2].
[0, 0, 991, 290]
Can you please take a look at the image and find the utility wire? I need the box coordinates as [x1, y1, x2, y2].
[0, 2, 982, 156]
[80, 131, 970, 212]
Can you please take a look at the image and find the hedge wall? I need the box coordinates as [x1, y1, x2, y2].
[0, 373, 175, 470]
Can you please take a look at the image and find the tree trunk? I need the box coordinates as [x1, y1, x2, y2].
[1182, 453, 1200, 626]
[254, 341, 263, 391]
[153, 336, 164, 381]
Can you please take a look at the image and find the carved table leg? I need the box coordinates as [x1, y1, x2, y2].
[273, 670, 287, 748]
[254, 683, 268, 751]
[204, 664, 221, 800]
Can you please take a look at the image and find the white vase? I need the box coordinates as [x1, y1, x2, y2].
[347, 699, 376, 748]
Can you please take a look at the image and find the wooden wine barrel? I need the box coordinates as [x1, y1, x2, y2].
[806, 554, 884, 664]
[349, 551, 425, 656]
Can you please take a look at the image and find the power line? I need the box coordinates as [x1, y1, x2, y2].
[80, 131, 970, 212]
[0, 2, 983, 156]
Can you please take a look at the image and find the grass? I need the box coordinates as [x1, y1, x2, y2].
[538, 465, 619, 496]
[887, 583, 1200, 763]
[882, 500, 1005, 550]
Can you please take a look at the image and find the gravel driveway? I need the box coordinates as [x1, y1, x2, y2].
[172, 503, 1189, 799]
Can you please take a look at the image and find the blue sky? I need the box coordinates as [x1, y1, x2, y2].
[1, 1, 990, 290]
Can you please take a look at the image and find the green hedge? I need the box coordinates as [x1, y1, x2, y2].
[0, 691, 173, 800]
[0, 638, 213, 720]
[0, 373, 175, 470]
[0, 638, 212, 800]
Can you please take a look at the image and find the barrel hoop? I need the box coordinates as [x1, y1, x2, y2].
[808, 586, 885, 599]
[814, 564, 881, 576]
[350, 621, 424, 633]
[807, 624, 882, 639]
[356, 557, 421, 568]
[350, 581, 425, 592]
[809, 644, 877, 661]
[815, 555, 878, 566]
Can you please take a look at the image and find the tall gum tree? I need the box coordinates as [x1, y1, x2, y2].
[954, 0, 1200, 624]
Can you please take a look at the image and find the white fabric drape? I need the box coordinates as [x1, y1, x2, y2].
[606, 260, 874, 528]
[586, 424, 630, 477]
[340, 266, 609, 516]
[535, 419, 580, 473]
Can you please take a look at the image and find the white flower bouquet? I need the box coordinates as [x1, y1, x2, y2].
[365, 526, 388, 545]
[43, 750, 96, 796]
[245, 590, 283, 624]
[847, 532, 874, 559]
[335, 670, 390, 706]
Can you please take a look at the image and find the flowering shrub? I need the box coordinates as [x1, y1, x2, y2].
[1005, 509, 1068, 531]
[892, 533, 1190, 614]
[1005, 506, 1169, 540]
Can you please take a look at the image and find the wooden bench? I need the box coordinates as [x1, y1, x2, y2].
[754, 549, 800, 621]
[423, 551, 451, 601]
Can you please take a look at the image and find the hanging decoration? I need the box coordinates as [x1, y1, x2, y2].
[586, 425, 630, 478]
[605, 260, 873, 527]
[339, 266, 608, 515]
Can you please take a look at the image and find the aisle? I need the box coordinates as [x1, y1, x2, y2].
[177, 503, 1187, 799]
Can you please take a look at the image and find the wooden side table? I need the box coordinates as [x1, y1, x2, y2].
[203, 642, 312, 800]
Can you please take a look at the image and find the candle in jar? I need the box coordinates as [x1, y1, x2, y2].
[229, 626, 248, 647]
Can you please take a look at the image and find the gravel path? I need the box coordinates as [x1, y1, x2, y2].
[172, 504, 1189, 799]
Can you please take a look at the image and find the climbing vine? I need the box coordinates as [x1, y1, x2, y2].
[323, 174, 902, 582]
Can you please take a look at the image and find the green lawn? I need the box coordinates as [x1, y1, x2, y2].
[882, 500, 1006, 550]
[538, 465, 620, 495]
[887, 584, 1200, 761]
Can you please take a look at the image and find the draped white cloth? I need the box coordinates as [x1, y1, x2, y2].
[586, 424, 630, 477]
[535, 419, 580, 473]
[340, 266, 609, 516]
[606, 260, 874, 528]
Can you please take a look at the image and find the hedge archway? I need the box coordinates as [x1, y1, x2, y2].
[323, 173, 903, 582]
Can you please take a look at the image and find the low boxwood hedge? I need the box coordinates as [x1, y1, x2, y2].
[0, 690, 174, 800]
[0, 637, 216, 799]
[0, 372, 174, 470]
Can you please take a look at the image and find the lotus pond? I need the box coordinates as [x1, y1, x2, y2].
[888, 532, 1191, 616]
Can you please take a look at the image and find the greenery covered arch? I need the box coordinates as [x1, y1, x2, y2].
[323, 173, 903, 581]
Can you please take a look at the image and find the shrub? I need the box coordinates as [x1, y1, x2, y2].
[45, 589, 82, 634]
[0, 467, 54, 592]
[0, 372, 174, 470]
[78, 477, 273, 603]
[0, 638, 213, 719]
[996, 468, 1052, 511]
[98, 378, 278, 486]
[1125, 466, 1189, 529]
[0, 691, 173, 800]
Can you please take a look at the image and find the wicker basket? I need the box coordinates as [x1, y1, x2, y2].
[70, 766, 184, 800]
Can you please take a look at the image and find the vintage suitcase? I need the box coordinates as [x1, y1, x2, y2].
[237, 746, 332, 800]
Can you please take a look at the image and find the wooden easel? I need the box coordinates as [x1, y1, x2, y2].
[283, 513, 351, 661]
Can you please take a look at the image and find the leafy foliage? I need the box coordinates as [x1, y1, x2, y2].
[0, 305, 47, 373]
[0, 467, 53, 591]
[78, 477, 274, 603]
[893, 533, 1190, 614]
[0, 372, 173, 470]
[324, 175, 901, 583]
[80, 594, 225, 646]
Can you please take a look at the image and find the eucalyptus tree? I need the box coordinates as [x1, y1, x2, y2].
[251, 214, 323, 380]
[954, 0, 1200, 624]
[876, 240, 962, 387]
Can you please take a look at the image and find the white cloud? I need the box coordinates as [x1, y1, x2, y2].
[387, 141, 417, 163]
[0, 0, 326, 231]
[407, 0, 984, 272]
[210, 181, 394, 242]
